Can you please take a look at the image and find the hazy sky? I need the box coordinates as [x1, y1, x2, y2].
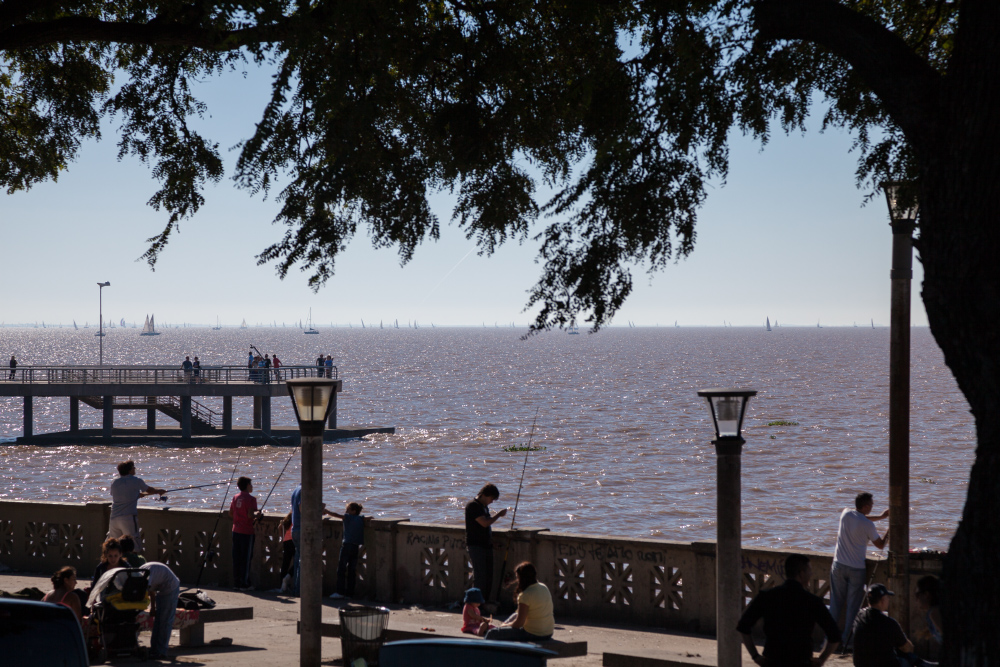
[1, 63, 927, 328]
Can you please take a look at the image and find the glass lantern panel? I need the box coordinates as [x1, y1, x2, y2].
[712, 395, 742, 438]
[290, 383, 334, 422]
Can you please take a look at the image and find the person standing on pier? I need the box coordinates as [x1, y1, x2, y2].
[192, 356, 201, 382]
[316, 354, 325, 377]
[738, 554, 841, 667]
[272, 354, 282, 381]
[830, 492, 889, 651]
[107, 460, 165, 547]
[182, 356, 193, 382]
[325, 354, 333, 378]
[263, 354, 272, 384]
[465, 484, 508, 604]
[8, 354, 15, 380]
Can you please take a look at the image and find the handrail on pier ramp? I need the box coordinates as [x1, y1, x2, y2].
[2, 364, 337, 385]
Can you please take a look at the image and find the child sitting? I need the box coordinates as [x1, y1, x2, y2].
[461, 588, 495, 636]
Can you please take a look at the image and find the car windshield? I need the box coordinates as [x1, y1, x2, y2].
[0, 604, 88, 667]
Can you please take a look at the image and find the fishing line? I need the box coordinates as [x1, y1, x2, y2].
[494, 408, 540, 603]
[258, 447, 299, 514]
[190, 437, 249, 590]
[419, 245, 477, 306]
[842, 553, 886, 648]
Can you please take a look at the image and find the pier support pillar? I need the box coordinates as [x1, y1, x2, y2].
[253, 396, 261, 429]
[147, 404, 156, 431]
[103, 396, 113, 439]
[261, 396, 271, 436]
[70, 397, 79, 432]
[223, 396, 233, 432]
[181, 396, 192, 439]
[327, 392, 337, 430]
[23, 396, 33, 438]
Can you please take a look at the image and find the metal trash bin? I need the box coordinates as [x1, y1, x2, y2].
[339, 605, 390, 666]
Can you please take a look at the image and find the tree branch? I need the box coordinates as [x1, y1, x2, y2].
[0, 14, 292, 51]
[753, 0, 943, 154]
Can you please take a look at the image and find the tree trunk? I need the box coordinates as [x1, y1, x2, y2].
[919, 4, 1000, 661]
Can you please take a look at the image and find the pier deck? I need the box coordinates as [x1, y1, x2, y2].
[1, 365, 393, 443]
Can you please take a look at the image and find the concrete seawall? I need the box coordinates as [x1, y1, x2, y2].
[0, 499, 942, 635]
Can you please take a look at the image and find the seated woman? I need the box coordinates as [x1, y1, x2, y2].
[43, 566, 85, 627]
[91, 537, 124, 588]
[485, 562, 554, 642]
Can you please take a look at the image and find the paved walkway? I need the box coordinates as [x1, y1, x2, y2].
[1, 571, 857, 666]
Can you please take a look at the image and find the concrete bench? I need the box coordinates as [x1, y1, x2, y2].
[306, 621, 587, 659]
[179, 606, 254, 646]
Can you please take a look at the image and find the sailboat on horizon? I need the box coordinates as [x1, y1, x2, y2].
[304, 308, 319, 334]
[766, 317, 772, 332]
[139, 314, 161, 336]
[212, 316, 222, 331]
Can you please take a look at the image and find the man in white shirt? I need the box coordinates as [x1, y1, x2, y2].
[830, 492, 889, 651]
[108, 460, 165, 547]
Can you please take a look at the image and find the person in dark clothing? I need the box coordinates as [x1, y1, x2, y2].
[738, 554, 841, 667]
[853, 584, 928, 667]
[8, 355, 16, 380]
[465, 483, 508, 603]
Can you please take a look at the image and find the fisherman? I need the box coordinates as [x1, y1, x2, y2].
[465, 483, 508, 603]
[831, 492, 889, 651]
[228, 476, 262, 590]
[107, 460, 166, 548]
[738, 553, 841, 667]
[852, 584, 928, 667]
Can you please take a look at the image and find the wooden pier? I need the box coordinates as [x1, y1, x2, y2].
[0, 365, 394, 444]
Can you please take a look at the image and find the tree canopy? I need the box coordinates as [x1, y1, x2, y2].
[4, 3, 1000, 660]
[2, 1, 953, 330]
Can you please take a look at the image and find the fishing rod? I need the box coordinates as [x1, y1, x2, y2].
[494, 408, 540, 604]
[191, 445, 247, 590]
[155, 481, 230, 500]
[258, 447, 299, 514]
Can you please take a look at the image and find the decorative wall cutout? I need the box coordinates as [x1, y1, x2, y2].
[602, 560, 634, 606]
[0, 520, 12, 556]
[195, 531, 221, 570]
[421, 548, 449, 589]
[652, 565, 683, 610]
[262, 531, 284, 575]
[24, 522, 83, 561]
[157, 529, 182, 567]
[555, 558, 585, 602]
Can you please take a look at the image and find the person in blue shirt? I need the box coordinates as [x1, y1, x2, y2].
[290, 484, 302, 596]
[325, 502, 371, 599]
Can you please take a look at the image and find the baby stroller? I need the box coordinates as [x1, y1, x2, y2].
[88, 567, 151, 662]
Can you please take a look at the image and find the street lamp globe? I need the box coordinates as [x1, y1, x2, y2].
[286, 378, 336, 436]
[697, 388, 757, 441]
[881, 181, 919, 223]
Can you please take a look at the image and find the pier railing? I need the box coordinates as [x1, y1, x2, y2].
[2, 364, 337, 384]
[0, 499, 942, 636]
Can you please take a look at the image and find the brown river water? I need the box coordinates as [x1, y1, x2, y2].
[0, 326, 974, 552]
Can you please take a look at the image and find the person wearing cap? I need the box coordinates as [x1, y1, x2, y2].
[830, 492, 889, 650]
[852, 584, 927, 667]
[738, 554, 841, 667]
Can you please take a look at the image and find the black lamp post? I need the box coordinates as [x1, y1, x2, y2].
[697, 388, 757, 667]
[286, 378, 336, 667]
[882, 181, 918, 630]
[97, 281, 110, 365]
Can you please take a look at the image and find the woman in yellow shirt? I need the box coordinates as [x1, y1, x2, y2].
[485, 562, 554, 642]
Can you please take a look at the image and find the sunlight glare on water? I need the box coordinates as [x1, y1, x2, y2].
[0, 326, 974, 552]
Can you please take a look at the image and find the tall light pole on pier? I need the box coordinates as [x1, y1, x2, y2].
[286, 377, 336, 667]
[97, 281, 110, 366]
[881, 181, 918, 630]
[697, 388, 757, 667]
